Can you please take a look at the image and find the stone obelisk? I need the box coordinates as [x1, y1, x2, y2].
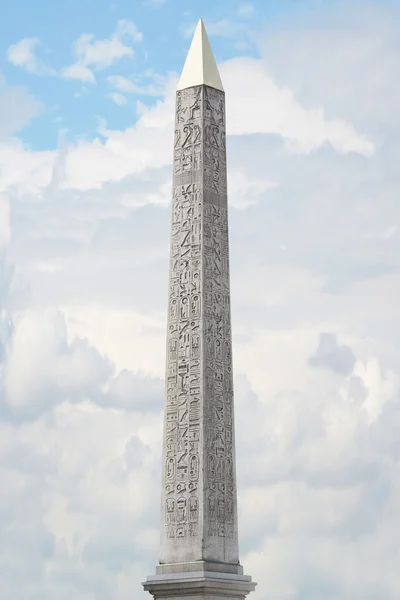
[143, 19, 256, 600]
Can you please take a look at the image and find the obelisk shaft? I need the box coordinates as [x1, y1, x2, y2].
[143, 19, 256, 600]
[160, 81, 239, 568]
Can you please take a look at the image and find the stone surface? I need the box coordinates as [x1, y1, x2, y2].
[161, 80, 238, 566]
[143, 19, 255, 600]
[156, 562, 244, 576]
[177, 19, 224, 92]
[143, 571, 256, 600]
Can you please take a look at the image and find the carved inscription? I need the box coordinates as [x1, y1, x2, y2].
[164, 86, 203, 541]
[203, 86, 227, 196]
[162, 84, 237, 554]
[202, 86, 236, 541]
[174, 88, 202, 178]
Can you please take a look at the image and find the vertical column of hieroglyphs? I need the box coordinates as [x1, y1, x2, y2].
[161, 85, 203, 563]
[203, 85, 239, 564]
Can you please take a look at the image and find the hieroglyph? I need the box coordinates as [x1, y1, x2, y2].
[161, 84, 238, 565]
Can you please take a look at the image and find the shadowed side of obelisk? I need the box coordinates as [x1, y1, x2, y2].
[201, 82, 240, 566]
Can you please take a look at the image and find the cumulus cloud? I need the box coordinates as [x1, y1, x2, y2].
[8, 22, 142, 85]
[108, 72, 169, 97]
[3, 308, 113, 419]
[1, 57, 369, 198]
[60, 52, 375, 191]
[7, 37, 39, 70]
[228, 169, 278, 209]
[108, 92, 128, 105]
[0, 250, 163, 594]
[234, 348, 400, 600]
[0, 78, 41, 141]
[2, 39, 373, 200]
[309, 332, 356, 375]
[259, 0, 400, 132]
[108, 75, 136, 93]
[101, 369, 163, 411]
[7, 37, 56, 76]
[0, 193, 11, 245]
[0, 400, 161, 599]
[221, 56, 375, 156]
[0, 1, 400, 599]
[62, 63, 96, 83]
[0, 139, 55, 195]
[62, 20, 143, 83]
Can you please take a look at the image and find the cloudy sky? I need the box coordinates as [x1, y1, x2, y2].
[1, 0, 400, 598]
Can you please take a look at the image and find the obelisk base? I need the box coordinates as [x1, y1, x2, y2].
[156, 561, 244, 575]
[143, 570, 257, 600]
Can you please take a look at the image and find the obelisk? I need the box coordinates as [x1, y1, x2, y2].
[143, 19, 256, 600]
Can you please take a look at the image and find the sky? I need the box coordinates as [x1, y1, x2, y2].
[0, 0, 400, 598]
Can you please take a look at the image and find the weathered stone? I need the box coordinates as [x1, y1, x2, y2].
[161, 81, 237, 566]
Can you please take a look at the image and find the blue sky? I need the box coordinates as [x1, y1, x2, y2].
[1, 1, 400, 599]
[0, 0, 339, 149]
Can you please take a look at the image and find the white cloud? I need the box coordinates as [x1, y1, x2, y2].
[60, 93, 175, 189]
[0, 2, 400, 598]
[7, 22, 143, 84]
[62, 53, 374, 191]
[62, 20, 143, 83]
[61, 63, 96, 83]
[259, 0, 400, 131]
[0, 139, 55, 196]
[1, 39, 372, 200]
[6, 54, 369, 197]
[237, 3, 255, 17]
[7, 37, 56, 76]
[108, 75, 136, 93]
[235, 345, 400, 599]
[108, 72, 169, 96]
[63, 305, 165, 376]
[108, 92, 128, 105]
[3, 308, 113, 418]
[0, 193, 11, 245]
[0, 79, 41, 140]
[221, 56, 375, 156]
[228, 169, 278, 209]
[7, 38, 39, 70]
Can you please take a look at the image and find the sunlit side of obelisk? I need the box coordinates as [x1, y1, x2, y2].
[143, 19, 256, 600]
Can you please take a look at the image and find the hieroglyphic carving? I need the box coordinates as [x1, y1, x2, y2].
[165, 187, 202, 542]
[174, 88, 203, 178]
[203, 86, 236, 543]
[203, 86, 227, 196]
[164, 85, 203, 542]
[161, 84, 238, 563]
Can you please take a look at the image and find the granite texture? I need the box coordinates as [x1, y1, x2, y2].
[160, 83, 239, 567]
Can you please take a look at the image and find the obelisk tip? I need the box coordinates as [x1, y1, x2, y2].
[177, 19, 224, 92]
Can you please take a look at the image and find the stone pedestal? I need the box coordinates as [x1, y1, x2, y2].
[143, 570, 256, 600]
